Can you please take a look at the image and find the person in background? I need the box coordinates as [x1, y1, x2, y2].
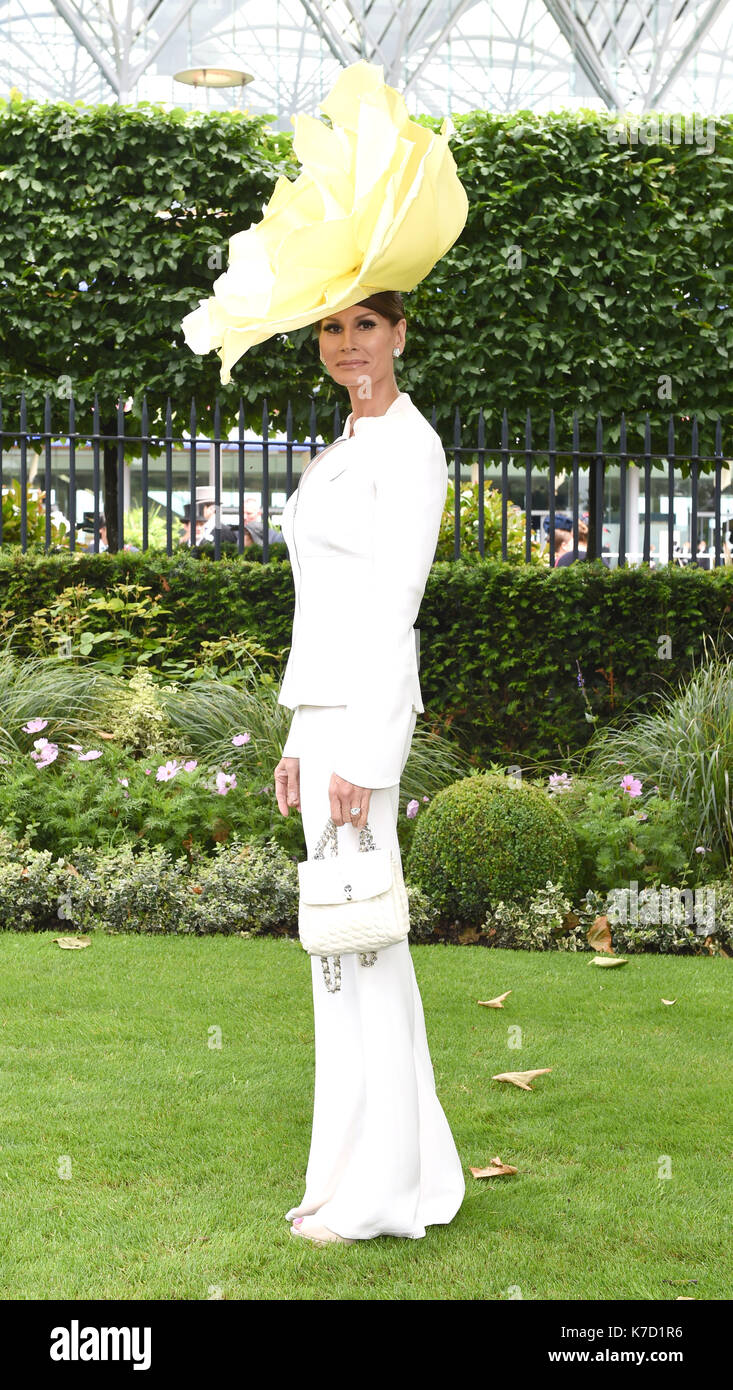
[543, 513, 587, 565]
[76, 511, 140, 553]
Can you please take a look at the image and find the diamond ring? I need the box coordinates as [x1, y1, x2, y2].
[350, 806, 360, 815]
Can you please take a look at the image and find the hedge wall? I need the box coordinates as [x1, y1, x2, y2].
[2, 548, 731, 767]
[1, 98, 732, 454]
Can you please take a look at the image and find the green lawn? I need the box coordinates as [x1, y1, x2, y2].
[0, 932, 730, 1300]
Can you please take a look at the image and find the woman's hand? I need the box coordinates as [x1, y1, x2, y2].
[329, 773, 372, 830]
[274, 756, 300, 816]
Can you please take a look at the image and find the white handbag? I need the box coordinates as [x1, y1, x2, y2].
[297, 816, 410, 992]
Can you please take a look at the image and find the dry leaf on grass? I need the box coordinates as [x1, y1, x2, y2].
[52, 937, 91, 949]
[470, 1156, 518, 1179]
[588, 955, 627, 967]
[662, 998, 677, 1006]
[587, 915, 614, 953]
[492, 1068, 552, 1091]
[478, 990, 512, 1009]
[457, 925, 483, 944]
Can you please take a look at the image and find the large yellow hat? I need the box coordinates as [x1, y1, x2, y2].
[181, 59, 469, 385]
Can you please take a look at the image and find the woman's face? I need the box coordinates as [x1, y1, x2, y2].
[318, 304, 406, 393]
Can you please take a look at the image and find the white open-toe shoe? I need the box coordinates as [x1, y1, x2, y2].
[289, 1218, 355, 1247]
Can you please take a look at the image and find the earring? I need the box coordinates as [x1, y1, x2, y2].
[393, 347, 401, 357]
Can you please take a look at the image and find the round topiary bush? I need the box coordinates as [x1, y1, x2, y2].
[405, 772, 579, 924]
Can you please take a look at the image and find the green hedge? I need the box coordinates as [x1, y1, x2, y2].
[1, 548, 731, 765]
[1, 98, 733, 450]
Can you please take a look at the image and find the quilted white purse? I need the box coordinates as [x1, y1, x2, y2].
[298, 816, 410, 992]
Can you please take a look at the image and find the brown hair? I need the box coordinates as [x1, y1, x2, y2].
[313, 290, 405, 334]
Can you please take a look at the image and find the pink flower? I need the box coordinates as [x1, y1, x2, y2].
[183, 760, 198, 772]
[695, 845, 711, 855]
[231, 733, 250, 746]
[144, 768, 152, 775]
[422, 795, 429, 803]
[31, 738, 59, 767]
[620, 774, 643, 797]
[156, 760, 181, 782]
[118, 777, 129, 787]
[549, 772, 572, 793]
[22, 718, 48, 733]
[77, 749, 103, 761]
[68, 743, 83, 752]
[216, 771, 237, 795]
[406, 798, 419, 819]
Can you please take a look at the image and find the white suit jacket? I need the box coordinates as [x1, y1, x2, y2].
[278, 390, 448, 789]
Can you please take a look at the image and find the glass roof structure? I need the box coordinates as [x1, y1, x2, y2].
[1, 0, 732, 128]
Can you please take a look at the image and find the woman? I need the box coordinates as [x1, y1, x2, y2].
[273, 289, 465, 1246]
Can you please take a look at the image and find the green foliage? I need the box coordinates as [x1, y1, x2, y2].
[0, 731, 304, 862]
[480, 878, 733, 955]
[112, 667, 186, 757]
[54, 836, 299, 936]
[546, 777, 694, 892]
[419, 558, 733, 766]
[435, 479, 541, 564]
[1, 549, 731, 767]
[405, 771, 579, 923]
[0, 830, 68, 930]
[580, 632, 733, 872]
[2, 101, 733, 452]
[0, 646, 120, 761]
[2, 480, 69, 547]
[121, 504, 170, 552]
[482, 879, 588, 951]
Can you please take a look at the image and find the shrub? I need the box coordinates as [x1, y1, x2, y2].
[31, 837, 299, 936]
[185, 838, 298, 935]
[543, 777, 693, 894]
[405, 771, 579, 923]
[406, 882, 443, 941]
[581, 633, 733, 875]
[0, 835, 70, 931]
[482, 879, 588, 951]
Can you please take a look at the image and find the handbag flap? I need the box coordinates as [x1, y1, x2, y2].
[298, 847, 393, 905]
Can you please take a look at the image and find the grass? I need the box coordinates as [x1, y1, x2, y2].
[0, 932, 730, 1300]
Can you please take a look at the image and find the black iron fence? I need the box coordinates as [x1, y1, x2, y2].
[1, 392, 731, 568]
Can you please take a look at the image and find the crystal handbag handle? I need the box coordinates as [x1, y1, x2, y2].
[313, 815, 377, 859]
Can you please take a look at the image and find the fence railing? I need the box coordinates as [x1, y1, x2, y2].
[1, 392, 731, 567]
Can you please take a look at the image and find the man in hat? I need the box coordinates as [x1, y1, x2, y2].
[76, 511, 109, 551]
[76, 511, 140, 552]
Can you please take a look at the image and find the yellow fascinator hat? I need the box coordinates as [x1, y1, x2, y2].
[181, 59, 469, 385]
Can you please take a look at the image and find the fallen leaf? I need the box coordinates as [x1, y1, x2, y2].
[478, 990, 512, 1008]
[53, 936, 91, 949]
[97, 732, 117, 740]
[662, 998, 676, 1006]
[457, 925, 483, 944]
[470, 1156, 518, 1178]
[588, 955, 627, 967]
[492, 1068, 552, 1091]
[587, 914, 614, 953]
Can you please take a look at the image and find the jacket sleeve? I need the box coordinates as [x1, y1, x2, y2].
[334, 424, 448, 790]
[281, 707, 301, 759]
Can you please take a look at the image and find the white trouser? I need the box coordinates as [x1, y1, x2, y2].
[284, 703, 465, 1240]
